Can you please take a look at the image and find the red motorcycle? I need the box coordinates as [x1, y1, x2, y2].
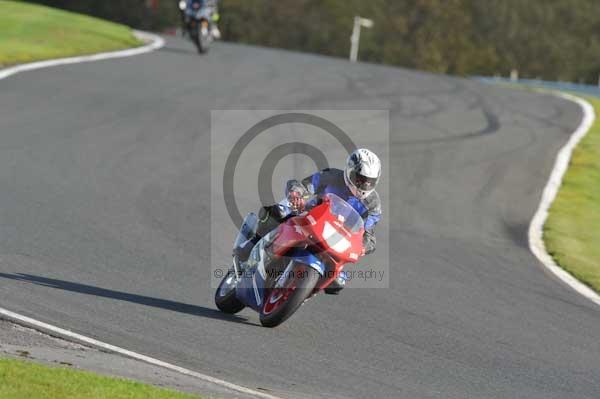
[215, 193, 365, 327]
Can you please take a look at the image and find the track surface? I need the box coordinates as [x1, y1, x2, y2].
[1, 37, 599, 398]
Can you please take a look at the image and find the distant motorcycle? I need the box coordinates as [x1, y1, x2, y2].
[215, 193, 365, 327]
[181, 0, 215, 53]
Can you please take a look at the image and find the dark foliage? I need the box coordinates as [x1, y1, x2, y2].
[22, 0, 600, 82]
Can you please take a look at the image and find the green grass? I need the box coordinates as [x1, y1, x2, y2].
[545, 96, 600, 293]
[0, 0, 141, 67]
[0, 358, 203, 399]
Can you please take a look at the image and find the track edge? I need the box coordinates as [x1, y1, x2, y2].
[528, 91, 600, 307]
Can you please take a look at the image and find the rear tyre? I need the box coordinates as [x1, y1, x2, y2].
[259, 263, 320, 328]
[193, 34, 201, 53]
[215, 270, 245, 314]
[189, 24, 201, 52]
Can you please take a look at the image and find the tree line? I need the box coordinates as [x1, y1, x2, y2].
[21, 0, 180, 31]
[23, 0, 600, 83]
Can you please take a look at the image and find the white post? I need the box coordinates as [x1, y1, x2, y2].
[350, 16, 374, 63]
[350, 17, 361, 63]
[510, 69, 519, 82]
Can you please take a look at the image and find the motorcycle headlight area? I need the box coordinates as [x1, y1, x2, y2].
[322, 222, 351, 253]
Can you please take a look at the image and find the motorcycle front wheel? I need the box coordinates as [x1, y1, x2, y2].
[215, 270, 245, 314]
[259, 263, 320, 328]
[197, 26, 210, 53]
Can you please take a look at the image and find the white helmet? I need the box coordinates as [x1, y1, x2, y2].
[344, 148, 381, 199]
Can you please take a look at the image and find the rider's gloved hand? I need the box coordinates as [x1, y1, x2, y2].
[287, 189, 306, 213]
[286, 180, 309, 213]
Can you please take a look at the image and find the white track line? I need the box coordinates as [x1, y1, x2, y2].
[528, 91, 600, 306]
[0, 308, 283, 399]
[0, 31, 164, 80]
[0, 32, 285, 399]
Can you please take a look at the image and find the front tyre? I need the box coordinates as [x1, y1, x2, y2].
[259, 263, 320, 327]
[196, 21, 211, 54]
[215, 270, 245, 314]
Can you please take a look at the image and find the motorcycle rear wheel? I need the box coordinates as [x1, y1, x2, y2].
[259, 263, 320, 327]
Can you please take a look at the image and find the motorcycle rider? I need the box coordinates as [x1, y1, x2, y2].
[185, 0, 221, 39]
[239, 148, 382, 295]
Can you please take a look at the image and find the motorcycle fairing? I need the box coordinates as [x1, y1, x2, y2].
[234, 233, 273, 311]
[234, 265, 266, 312]
[185, 5, 213, 19]
[284, 248, 326, 276]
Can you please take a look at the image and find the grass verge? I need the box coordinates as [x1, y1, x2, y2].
[544, 96, 600, 293]
[0, 358, 202, 399]
[0, 0, 142, 67]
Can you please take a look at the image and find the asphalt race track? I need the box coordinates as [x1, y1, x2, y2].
[1, 37, 599, 398]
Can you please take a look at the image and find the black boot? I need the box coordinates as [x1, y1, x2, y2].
[324, 272, 347, 295]
[234, 205, 283, 262]
[233, 240, 253, 262]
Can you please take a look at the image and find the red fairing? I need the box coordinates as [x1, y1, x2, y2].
[272, 220, 307, 256]
[272, 196, 365, 279]
[305, 198, 364, 264]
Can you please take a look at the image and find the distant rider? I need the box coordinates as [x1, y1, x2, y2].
[185, 0, 221, 39]
[239, 148, 382, 294]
